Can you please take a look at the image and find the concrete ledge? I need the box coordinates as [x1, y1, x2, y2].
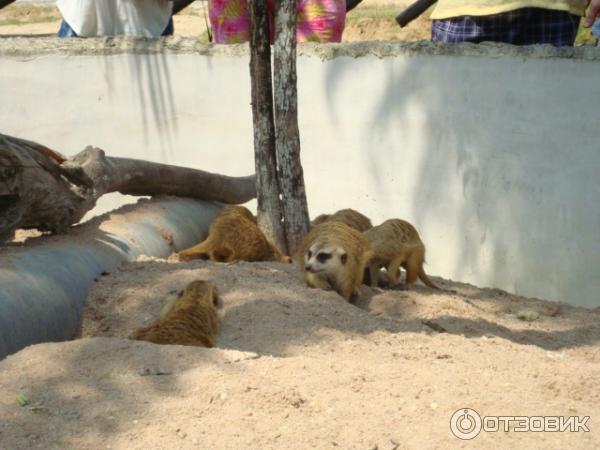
[0, 197, 221, 359]
[0, 36, 599, 60]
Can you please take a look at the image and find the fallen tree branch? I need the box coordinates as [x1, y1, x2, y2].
[0, 133, 256, 242]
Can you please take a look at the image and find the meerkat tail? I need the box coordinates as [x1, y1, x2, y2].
[418, 266, 440, 289]
[178, 240, 212, 261]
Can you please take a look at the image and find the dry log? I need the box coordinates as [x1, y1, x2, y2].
[0, 133, 256, 242]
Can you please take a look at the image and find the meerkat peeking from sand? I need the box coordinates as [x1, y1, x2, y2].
[178, 205, 291, 263]
[295, 221, 373, 301]
[363, 219, 439, 290]
[310, 208, 373, 232]
[130, 280, 220, 347]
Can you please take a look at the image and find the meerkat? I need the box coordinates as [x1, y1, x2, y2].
[295, 221, 374, 301]
[130, 280, 220, 347]
[363, 219, 439, 290]
[309, 213, 331, 228]
[310, 208, 373, 232]
[177, 205, 291, 263]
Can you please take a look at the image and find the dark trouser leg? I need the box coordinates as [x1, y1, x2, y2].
[57, 19, 78, 38]
[161, 17, 175, 36]
[515, 8, 580, 46]
[432, 8, 580, 46]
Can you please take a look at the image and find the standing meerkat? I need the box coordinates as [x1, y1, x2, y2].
[130, 280, 220, 347]
[363, 219, 439, 290]
[310, 208, 373, 232]
[178, 205, 291, 263]
[295, 221, 374, 301]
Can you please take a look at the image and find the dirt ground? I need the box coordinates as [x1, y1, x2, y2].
[0, 254, 598, 449]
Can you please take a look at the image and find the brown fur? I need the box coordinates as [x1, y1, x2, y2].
[178, 205, 291, 263]
[130, 280, 220, 347]
[295, 221, 373, 301]
[310, 213, 331, 228]
[310, 208, 373, 232]
[363, 219, 439, 289]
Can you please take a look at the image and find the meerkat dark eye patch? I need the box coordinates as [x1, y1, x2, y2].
[340, 253, 348, 264]
[317, 252, 332, 263]
[307, 250, 313, 259]
[177, 290, 184, 298]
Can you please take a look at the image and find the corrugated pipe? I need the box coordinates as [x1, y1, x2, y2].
[0, 197, 221, 359]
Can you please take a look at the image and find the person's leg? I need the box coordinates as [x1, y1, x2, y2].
[208, 0, 250, 43]
[57, 19, 78, 38]
[593, 19, 600, 45]
[516, 7, 580, 46]
[431, 13, 516, 44]
[296, 0, 346, 42]
[161, 17, 174, 36]
[432, 8, 580, 46]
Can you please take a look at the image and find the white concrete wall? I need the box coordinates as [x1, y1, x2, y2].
[1, 39, 599, 308]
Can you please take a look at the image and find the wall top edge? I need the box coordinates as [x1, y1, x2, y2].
[0, 36, 599, 61]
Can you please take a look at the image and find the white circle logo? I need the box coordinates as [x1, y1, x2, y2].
[450, 408, 482, 440]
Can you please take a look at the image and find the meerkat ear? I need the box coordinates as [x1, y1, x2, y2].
[341, 253, 348, 264]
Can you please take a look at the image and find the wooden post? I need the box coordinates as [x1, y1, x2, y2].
[248, 0, 287, 253]
[273, 0, 310, 253]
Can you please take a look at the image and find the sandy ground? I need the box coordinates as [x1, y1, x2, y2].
[1, 254, 598, 449]
[0, 2, 431, 42]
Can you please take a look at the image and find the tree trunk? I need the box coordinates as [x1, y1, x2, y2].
[0, 133, 256, 242]
[273, 0, 310, 254]
[248, 0, 287, 253]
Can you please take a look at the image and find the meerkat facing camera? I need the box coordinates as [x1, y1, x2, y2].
[364, 219, 439, 290]
[310, 208, 373, 232]
[295, 221, 373, 301]
[178, 205, 291, 263]
[130, 280, 220, 347]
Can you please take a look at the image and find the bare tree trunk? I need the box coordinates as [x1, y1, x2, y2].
[273, 0, 310, 253]
[248, 0, 287, 253]
[0, 133, 256, 242]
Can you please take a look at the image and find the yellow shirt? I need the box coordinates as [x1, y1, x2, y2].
[430, 0, 588, 19]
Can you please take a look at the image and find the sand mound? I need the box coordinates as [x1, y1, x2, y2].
[1, 258, 598, 449]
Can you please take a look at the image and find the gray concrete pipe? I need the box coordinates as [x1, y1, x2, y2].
[0, 197, 221, 359]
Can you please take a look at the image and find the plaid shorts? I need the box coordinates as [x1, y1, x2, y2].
[432, 7, 581, 46]
[593, 19, 600, 44]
